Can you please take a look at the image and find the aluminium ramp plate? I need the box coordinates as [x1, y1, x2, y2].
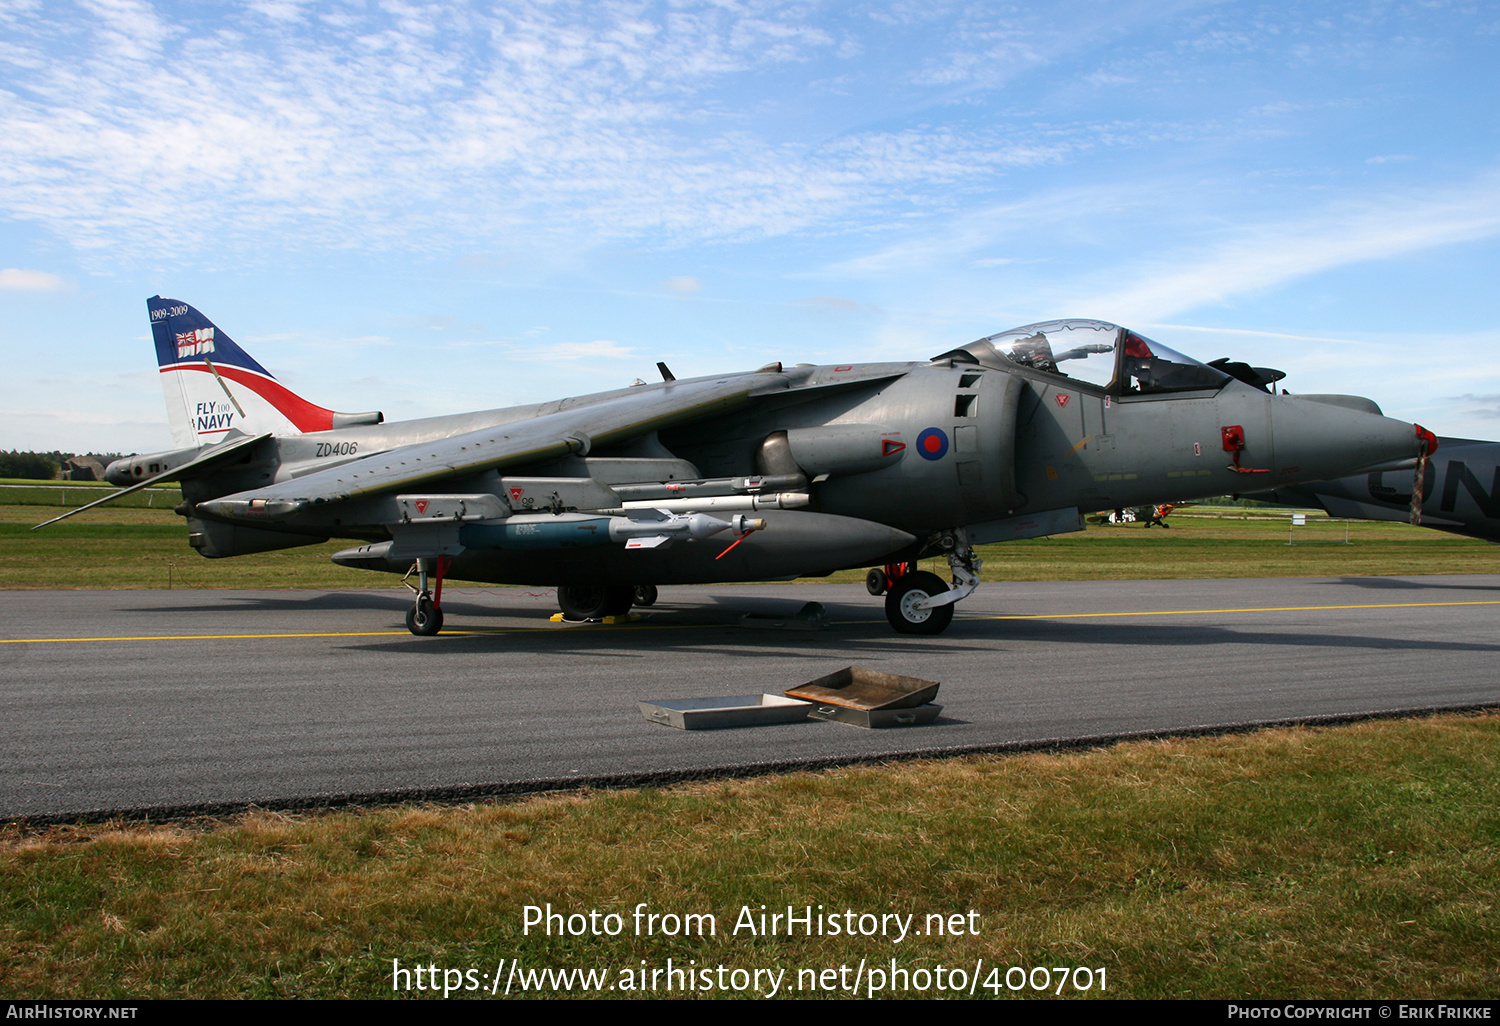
[783, 666, 940, 711]
[638, 694, 814, 731]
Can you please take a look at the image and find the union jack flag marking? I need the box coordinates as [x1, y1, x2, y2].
[175, 327, 216, 359]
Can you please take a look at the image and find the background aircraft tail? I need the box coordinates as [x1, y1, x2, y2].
[148, 296, 381, 447]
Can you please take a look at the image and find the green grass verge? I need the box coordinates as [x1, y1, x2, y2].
[7, 504, 1500, 590]
[0, 481, 181, 508]
[0, 507, 481, 591]
[3, 714, 1497, 999]
[949, 514, 1500, 582]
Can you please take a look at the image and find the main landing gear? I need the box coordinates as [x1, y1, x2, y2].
[401, 568, 660, 632]
[555, 583, 658, 621]
[403, 556, 448, 636]
[878, 531, 982, 636]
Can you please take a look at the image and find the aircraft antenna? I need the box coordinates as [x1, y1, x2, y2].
[202, 358, 248, 418]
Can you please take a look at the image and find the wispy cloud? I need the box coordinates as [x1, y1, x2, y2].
[516, 339, 635, 361]
[1447, 394, 1500, 421]
[0, 268, 63, 290]
[0, 1, 1220, 267]
[1143, 323, 1383, 347]
[1079, 172, 1500, 322]
[795, 295, 870, 312]
[0, 2, 842, 257]
[7, 1, 1095, 263]
[819, 180, 1163, 277]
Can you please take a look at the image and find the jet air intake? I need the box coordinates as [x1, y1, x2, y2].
[758, 425, 908, 479]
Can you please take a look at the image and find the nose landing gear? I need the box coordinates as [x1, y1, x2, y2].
[403, 556, 448, 636]
[882, 532, 980, 636]
[884, 571, 954, 634]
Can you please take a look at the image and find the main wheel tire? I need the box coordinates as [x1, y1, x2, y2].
[558, 584, 637, 619]
[406, 597, 443, 636]
[558, 584, 607, 619]
[603, 584, 635, 616]
[865, 568, 888, 596]
[884, 571, 955, 635]
[633, 584, 659, 607]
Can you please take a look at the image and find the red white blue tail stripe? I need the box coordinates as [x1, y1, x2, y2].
[149, 296, 340, 447]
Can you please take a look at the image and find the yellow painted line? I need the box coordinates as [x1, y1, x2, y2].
[4, 598, 1499, 644]
[0, 630, 415, 644]
[0, 622, 723, 643]
[974, 599, 1500, 621]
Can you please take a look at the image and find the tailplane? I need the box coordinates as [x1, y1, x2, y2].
[149, 296, 382, 447]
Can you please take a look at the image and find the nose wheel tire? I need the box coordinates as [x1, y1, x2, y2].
[865, 568, 888, 596]
[633, 584, 659, 607]
[884, 571, 955, 635]
[406, 596, 443, 636]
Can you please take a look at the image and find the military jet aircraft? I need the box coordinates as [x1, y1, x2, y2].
[1250, 435, 1499, 542]
[45, 299, 1434, 636]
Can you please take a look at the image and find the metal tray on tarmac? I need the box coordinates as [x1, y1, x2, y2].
[783, 667, 942, 729]
[638, 694, 814, 731]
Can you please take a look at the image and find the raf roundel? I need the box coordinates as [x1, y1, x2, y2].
[916, 427, 949, 461]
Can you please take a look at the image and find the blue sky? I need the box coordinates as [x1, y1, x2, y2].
[3, 0, 1499, 454]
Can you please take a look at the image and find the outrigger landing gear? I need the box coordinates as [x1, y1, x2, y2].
[882, 532, 980, 636]
[403, 555, 448, 636]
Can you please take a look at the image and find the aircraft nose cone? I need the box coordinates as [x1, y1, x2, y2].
[1271, 396, 1425, 483]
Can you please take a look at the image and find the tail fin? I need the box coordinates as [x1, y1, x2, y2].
[149, 296, 381, 447]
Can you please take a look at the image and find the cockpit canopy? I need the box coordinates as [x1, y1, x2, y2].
[937, 319, 1231, 396]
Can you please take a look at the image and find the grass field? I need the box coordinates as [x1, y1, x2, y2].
[0, 480, 180, 509]
[0, 506, 399, 591]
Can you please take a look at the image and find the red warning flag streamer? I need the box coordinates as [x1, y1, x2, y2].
[716, 532, 749, 560]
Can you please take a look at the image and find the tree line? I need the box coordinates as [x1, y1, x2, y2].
[0, 451, 126, 480]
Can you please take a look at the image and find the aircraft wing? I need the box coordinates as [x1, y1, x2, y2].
[202, 371, 782, 520]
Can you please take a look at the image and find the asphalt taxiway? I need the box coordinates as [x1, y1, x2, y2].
[4, 575, 1498, 820]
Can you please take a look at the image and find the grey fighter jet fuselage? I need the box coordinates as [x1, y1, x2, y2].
[67, 303, 1431, 636]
